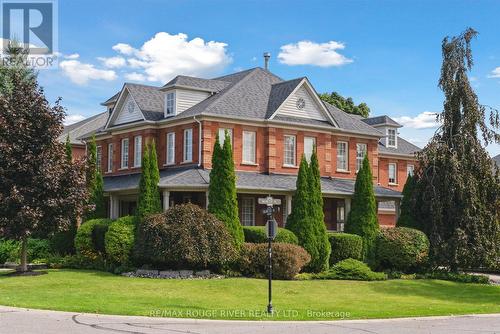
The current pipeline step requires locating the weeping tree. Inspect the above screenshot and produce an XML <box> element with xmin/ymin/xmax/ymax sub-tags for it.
<box><xmin>415</xmin><ymin>28</ymin><xmax>500</xmax><ymax>271</ymax></box>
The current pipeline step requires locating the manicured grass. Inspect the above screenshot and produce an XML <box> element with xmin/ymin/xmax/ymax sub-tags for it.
<box><xmin>0</xmin><ymin>269</ymin><xmax>499</xmax><ymax>320</ymax></box>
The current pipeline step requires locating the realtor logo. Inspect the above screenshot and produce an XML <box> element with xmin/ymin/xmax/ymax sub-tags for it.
<box><xmin>0</xmin><ymin>0</ymin><xmax>58</xmax><ymax>68</ymax></box>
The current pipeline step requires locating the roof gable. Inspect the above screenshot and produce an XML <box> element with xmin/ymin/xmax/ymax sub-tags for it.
<box><xmin>105</xmin><ymin>87</ymin><xmax>144</xmax><ymax>128</ymax></box>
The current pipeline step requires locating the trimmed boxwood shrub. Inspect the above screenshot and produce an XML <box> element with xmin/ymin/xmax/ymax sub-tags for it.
<box><xmin>243</xmin><ymin>226</ymin><xmax>299</xmax><ymax>245</ymax></box>
<box><xmin>134</xmin><ymin>204</ymin><xmax>237</xmax><ymax>270</ymax></box>
<box><xmin>239</xmin><ymin>242</ymin><xmax>311</xmax><ymax>280</ymax></box>
<box><xmin>328</xmin><ymin>233</ymin><xmax>363</xmax><ymax>265</ymax></box>
<box><xmin>49</xmin><ymin>226</ymin><xmax>76</xmax><ymax>255</ymax></box>
<box><xmin>315</xmin><ymin>258</ymin><xmax>387</xmax><ymax>281</ymax></box>
<box><xmin>75</xmin><ymin>218</ymin><xmax>112</xmax><ymax>260</ymax></box>
<box><xmin>375</xmin><ymin>227</ymin><xmax>430</xmax><ymax>272</ymax></box>
<box><xmin>105</xmin><ymin>216</ymin><xmax>136</xmax><ymax>265</ymax></box>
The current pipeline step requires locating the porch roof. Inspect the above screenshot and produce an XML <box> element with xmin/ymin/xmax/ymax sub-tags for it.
<box><xmin>104</xmin><ymin>167</ymin><xmax>402</xmax><ymax>199</ymax></box>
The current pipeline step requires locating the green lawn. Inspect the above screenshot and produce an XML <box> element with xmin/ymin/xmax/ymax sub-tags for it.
<box><xmin>0</xmin><ymin>269</ymin><xmax>499</xmax><ymax>320</ymax></box>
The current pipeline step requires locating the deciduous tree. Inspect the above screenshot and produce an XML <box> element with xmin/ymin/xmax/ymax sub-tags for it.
<box><xmin>319</xmin><ymin>92</ymin><xmax>370</xmax><ymax>117</ymax></box>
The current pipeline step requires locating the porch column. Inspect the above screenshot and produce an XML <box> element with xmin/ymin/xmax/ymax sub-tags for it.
<box><xmin>110</xmin><ymin>195</ymin><xmax>119</xmax><ymax>219</ymax></box>
<box><xmin>345</xmin><ymin>197</ymin><xmax>351</xmax><ymax>220</ymax></box>
<box><xmin>163</xmin><ymin>190</ymin><xmax>170</xmax><ymax>212</ymax></box>
<box><xmin>285</xmin><ymin>194</ymin><xmax>292</xmax><ymax>224</ymax></box>
<box><xmin>205</xmin><ymin>191</ymin><xmax>209</xmax><ymax>209</ymax></box>
<box><xmin>395</xmin><ymin>198</ymin><xmax>401</xmax><ymax>222</ymax></box>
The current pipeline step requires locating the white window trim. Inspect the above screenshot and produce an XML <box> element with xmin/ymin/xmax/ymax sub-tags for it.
<box><xmin>387</xmin><ymin>128</ymin><xmax>397</xmax><ymax>148</ymax></box>
<box><xmin>107</xmin><ymin>143</ymin><xmax>113</xmax><ymax>172</ymax></box>
<box><xmin>388</xmin><ymin>163</ymin><xmax>397</xmax><ymax>185</ymax></box>
<box><xmin>241</xmin><ymin>197</ymin><xmax>255</xmax><ymax>226</ymax></box>
<box><xmin>183</xmin><ymin>128</ymin><xmax>193</xmax><ymax>162</ymax></box>
<box><xmin>134</xmin><ymin>136</ymin><xmax>142</xmax><ymax>168</ymax></box>
<box><xmin>218</xmin><ymin>128</ymin><xmax>233</xmax><ymax>147</ymax></box>
<box><xmin>283</xmin><ymin>135</ymin><xmax>296</xmax><ymax>167</ymax></box>
<box><xmin>304</xmin><ymin>136</ymin><xmax>316</xmax><ymax>162</ymax></box>
<box><xmin>242</xmin><ymin>130</ymin><xmax>256</xmax><ymax>164</ymax></box>
<box><xmin>121</xmin><ymin>138</ymin><xmax>129</xmax><ymax>169</ymax></box>
<box><xmin>407</xmin><ymin>164</ymin><xmax>415</xmax><ymax>176</ymax></box>
<box><xmin>336</xmin><ymin>141</ymin><xmax>349</xmax><ymax>172</ymax></box>
<box><xmin>355</xmin><ymin>143</ymin><xmax>367</xmax><ymax>173</ymax></box>
<box><xmin>165</xmin><ymin>91</ymin><xmax>176</xmax><ymax>117</ymax></box>
<box><xmin>166</xmin><ymin>132</ymin><xmax>176</xmax><ymax>165</ymax></box>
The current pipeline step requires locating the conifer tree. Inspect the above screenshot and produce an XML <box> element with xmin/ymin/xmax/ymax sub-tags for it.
<box><xmin>148</xmin><ymin>141</ymin><xmax>162</xmax><ymax>213</ymax></box>
<box><xmin>345</xmin><ymin>155</ymin><xmax>378</xmax><ymax>261</ymax></box>
<box><xmin>85</xmin><ymin>135</ymin><xmax>105</xmax><ymax>220</ymax></box>
<box><xmin>65</xmin><ymin>134</ymin><xmax>72</xmax><ymax>162</ymax></box>
<box><xmin>137</xmin><ymin>142</ymin><xmax>152</xmax><ymax>219</ymax></box>
<box><xmin>396</xmin><ymin>174</ymin><xmax>419</xmax><ymax>229</ymax></box>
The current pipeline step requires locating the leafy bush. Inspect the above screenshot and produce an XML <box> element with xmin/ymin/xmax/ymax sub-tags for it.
<box><xmin>328</xmin><ymin>233</ymin><xmax>363</xmax><ymax>265</ymax></box>
<box><xmin>375</xmin><ymin>227</ymin><xmax>430</xmax><ymax>272</ymax></box>
<box><xmin>239</xmin><ymin>242</ymin><xmax>311</xmax><ymax>280</ymax></box>
<box><xmin>416</xmin><ymin>270</ymin><xmax>489</xmax><ymax>284</ymax></box>
<box><xmin>134</xmin><ymin>204</ymin><xmax>237</xmax><ymax>270</ymax></box>
<box><xmin>49</xmin><ymin>226</ymin><xmax>76</xmax><ymax>255</ymax></box>
<box><xmin>0</xmin><ymin>239</ymin><xmax>18</xmax><ymax>264</ymax></box>
<box><xmin>243</xmin><ymin>226</ymin><xmax>299</xmax><ymax>245</ymax></box>
<box><xmin>75</xmin><ymin>218</ymin><xmax>112</xmax><ymax>260</ymax></box>
<box><xmin>105</xmin><ymin>216</ymin><xmax>136</xmax><ymax>265</ymax></box>
<box><xmin>46</xmin><ymin>254</ymin><xmax>107</xmax><ymax>271</ymax></box>
<box><xmin>27</xmin><ymin>238</ymin><xmax>51</xmax><ymax>262</ymax></box>
<box><xmin>314</xmin><ymin>259</ymin><xmax>387</xmax><ymax>281</ymax></box>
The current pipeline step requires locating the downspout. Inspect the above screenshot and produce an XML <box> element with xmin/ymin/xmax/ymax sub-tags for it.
<box><xmin>193</xmin><ymin>116</ymin><xmax>202</xmax><ymax>167</ymax></box>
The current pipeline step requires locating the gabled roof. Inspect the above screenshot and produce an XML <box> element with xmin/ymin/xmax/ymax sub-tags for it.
<box><xmin>265</xmin><ymin>78</ymin><xmax>304</xmax><ymax>118</ymax></box>
<box><xmin>162</xmin><ymin>75</ymin><xmax>230</xmax><ymax>92</ymax></box>
<box><xmin>59</xmin><ymin>111</ymin><xmax>109</xmax><ymax>145</ymax></box>
<box><xmin>363</xmin><ymin>115</ymin><xmax>402</xmax><ymax>127</ymax></box>
<box><xmin>323</xmin><ymin>102</ymin><xmax>384</xmax><ymax>136</ymax></box>
<box><xmin>101</xmin><ymin>91</ymin><xmax>120</xmax><ymax>106</ymax></box>
<box><xmin>378</xmin><ymin>137</ymin><xmax>421</xmax><ymax>156</ymax></box>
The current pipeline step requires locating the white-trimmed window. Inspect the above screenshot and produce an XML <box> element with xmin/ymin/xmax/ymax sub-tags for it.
<box><xmin>388</xmin><ymin>163</ymin><xmax>397</xmax><ymax>184</ymax></box>
<box><xmin>96</xmin><ymin>146</ymin><xmax>102</xmax><ymax>172</ymax></box>
<box><xmin>407</xmin><ymin>164</ymin><xmax>415</xmax><ymax>176</ymax></box>
<box><xmin>121</xmin><ymin>138</ymin><xmax>129</xmax><ymax>168</ymax></box>
<box><xmin>134</xmin><ymin>136</ymin><xmax>142</xmax><ymax>167</ymax></box>
<box><xmin>304</xmin><ymin>136</ymin><xmax>316</xmax><ymax>162</ymax></box>
<box><xmin>337</xmin><ymin>141</ymin><xmax>348</xmax><ymax>171</ymax></box>
<box><xmin>387</xmin><ymin>128</ymin><xmax>397</xmax><ymax>148</ymax></box>
<box><xmin>241</xmin><ymin>197</ymin><xmax>255</xmax><ymax>226</ymax></box>
<box><xmin>107</xmin><ymin>143</ymin><xmax>113</xmax><ymax>172</ymax></box>
<box><xmin>356</xmin><ymin>143</ymin><xmax>367</xmax><ymax>172</ymax></box>
<box><xmin>284</xmin><ymin>135</ymin><xmax>296</xmax><ymax>166</ymax></box>
<box><xmin>166</xmin><ymin>132</ymin><xmax>175</xmax><ymax>165</ymax></box>
<box><xmin>242</xmin><ymin>131</ymin><xmax>256</xmax><ymax>164</ymax></box>
<box><xmin>218</xmin><ymin>128</ymin><xmax>233</xmax><ymax>147</ymax></box>
<box><xmin>165</xmin><ymin>92</ymin><xmax>176</xmax><ymax>116</ymax></box>
<box><xmin>183</xmin><ymin>128</ymin><xmax>193</xmax><ymax>162</ymax></box>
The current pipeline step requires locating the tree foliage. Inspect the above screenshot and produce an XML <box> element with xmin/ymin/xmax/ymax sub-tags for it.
<box><xmin>414</xmin><ymin>28</ymin><xmax>500</xmax><ymax>270</ymax></box>
<box><xmin>319</xmin><ymin>91</ymin><xmax>370</xmax><ymax>117</ymax></box>
<box><xmin>208</xmin><ymin>131</ymin><xmax>244</xmax><ymax>248</ymax></box>
<box><xmin>65</xmin><ymin>135</ymin><xmax>72</xmax><ymax>162</ymax></box>
<box><xmin>85</xmin><ymin>135</ymin><xmax>105</xmax><ymax>220</ymax></box>
<box><xmin>137</xmin><ymin>141</ymin><xmax>161</xmax><ymax>219</ymax></box>
<box><xmin>396</xmin><ymin>174</ymin><xmax>420</xmax><ymax>229</ymax></box>
<box><xmin>345</xmin><ymin>155</ymin><xmax>379</xmax><ymax>262</ymax></box>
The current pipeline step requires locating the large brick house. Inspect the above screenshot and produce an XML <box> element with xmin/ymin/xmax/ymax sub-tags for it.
<box><xmin>78</xmin><ymin>67</ymin><xmax>420</xmax><ymax>230</ymax></box>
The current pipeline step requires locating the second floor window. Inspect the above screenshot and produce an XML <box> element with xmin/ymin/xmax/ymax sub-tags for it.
<box><xmin>183</xmin><ymin>128</ymin><xmax>193</xmax><ymax>162</ymax></box>
<box><xmin>284</xmin><ymin>135</ymin><xmax>296</xmax><ymax>166</ymax></box>
<box><xmin>96</xmin><ymin>146</ymin><xmax>102</xmax><ymax>172</ymax></box>
<box><xmin>165</xmin><ymin>92</ymin><xmax>175</xmax><ymax>116</ymax></box>
<box><xmin>134</xmin><ymin>136</ymin><xmax>142</xmax><ymax>167</ymax></box>
<box><xmin>242</xmin><ymin>131</ymin><xmax>256</xmax><ymax>164</ymax></box>
<box><xmin>337</xmin><ymin>141</ymin><xmax>348</xmax><ymax>171</ymax></box>
<box><xmin>387</xmin><ymin>128</ymin><xmax>397</xmax><ymax>147</ymax></box>
<box><xmin>356</xmin><ymin>143</ymin><xmax>367</xmax><ymax>172</ymax></box>
<box><xmin>218</xmin><ymin>128</ymin><xmax>233</xmax><ymax>147</ymax></box>
<box><xmin>166</xmin><ymin>132</ymin><xmax>175</xmax><ymax>165</ymax></box>
<box><xmin>107</xmin><ymin>143</ymin><xmax>113</xmax><ymax>172</ymax></box>
<box><xmin>407</xmin><ymin>164</ymin><xmax>414</xmax><ymax>176</ymax></box>
<box><xmin>389</xmin><ymin>163</ymin><xmax>397</xmax><ymax>184</ymax></box>
<box><xmin>121</xmin><ymin>138</ymin><xmax>129</xmax><ymax>168</ymax></box>
<box><xmin>304</xmin><ymin>136</ymin><xmax>316</xmax><ymax>162</ymax></box>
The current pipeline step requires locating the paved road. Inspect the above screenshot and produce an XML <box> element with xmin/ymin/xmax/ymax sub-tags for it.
<box><xmin>1</xmin><ymin>306</ymin><xmax>499</xmax><ymax>334</ymax></box>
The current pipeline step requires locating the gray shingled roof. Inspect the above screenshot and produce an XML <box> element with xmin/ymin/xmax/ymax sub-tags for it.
<box><xmin>104</xmin><ymin>168</ymin><xmax>402</xmax><ymax>198</ymax></box>
<box><xmin>163</xmin><ymin>75</ymin><xmax>230</xmax><ymax>92</ymax></box>
<box><xmin>493</xmin><ymin>154</ymin><xmax>500</xmax><ymax>167</ymax></box>
<box><xmin>125</xmin><ymin>83</ymin><xmax>164</xmax><ymax>121</ymax></box>
<box><xmin>324</xmin><ymin>102</ymin><xmax>384</xmax><ymax>136</ymax></box>
<box><xmin>59</xmin><ymin>111</ymin><xmax>109</xmax><ymax>145</ymax></box>
<box><xmin>378</xmin><ymin>137</ymin><xmax>421</xmax><ymax>156</ymax></box>
<box><xmin>363</xmin><ymin>115</ymin><xmax>401</xmax><ymax>127</ymax></box>
<box><xmin>266</xmin><ymin>78</ymin><xmax>304</xmax><ymax>118</ymax></box>
<box><xmin>101</xmin><ymin>91</ymin><xmax>120</xmax><ymax>106</ymax></box>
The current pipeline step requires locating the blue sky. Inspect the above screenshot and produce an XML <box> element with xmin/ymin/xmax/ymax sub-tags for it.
<box><xmin>38</xmin><ymin>0</ymin><xmax>500</xmax><ymax>156</ymax></box>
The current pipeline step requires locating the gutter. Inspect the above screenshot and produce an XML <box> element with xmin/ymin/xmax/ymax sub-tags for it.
<box><xmin>193</xmin><ymin>116</ymin><xmax>202</xmax><ymax>167</ymax></box>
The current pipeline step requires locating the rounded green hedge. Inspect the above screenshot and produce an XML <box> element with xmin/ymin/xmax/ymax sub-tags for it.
<box><xmin>375</xmin><ymin>227</ymin><xmax>430</xmax><ymax>272</ymax></box>
<box><xmin>242</xmin><ymin>226</ymin><xmax>299</xmax><ymax>245</ymax></box>
<box><xmin>328</xmin><ymin>233</ymin><xmax>363</xmax><ymax>265</ymax></box>
<box><xmin>105</xmin><ymin>216</ymin><xmax>136</xmax><ymax>265</ymax></box>
<box><xmin>75</xmin><ymin>218</ymin><xmax>112</xmax><ymax>260</ymax></box>
<box><xmin>315</xmin><ymin>258</ymin><xmax>387</xmax><ymax>281</ymax></box>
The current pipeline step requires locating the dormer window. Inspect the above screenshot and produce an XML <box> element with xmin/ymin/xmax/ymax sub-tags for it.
<box><xmin>165</xmin><ymin>92</ymin><xmax>176</xmax><ymax>116</ymax></box>
<box><xmin>387</xmin><ymin>128</ymin><xmax>397</xmax><ymax>148</ymax></box>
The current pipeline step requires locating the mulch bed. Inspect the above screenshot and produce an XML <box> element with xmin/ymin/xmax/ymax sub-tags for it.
<box><xmin>4</xmin><ymin>270</ymin><xmax>48</xmax><ymax>277</ymax></box>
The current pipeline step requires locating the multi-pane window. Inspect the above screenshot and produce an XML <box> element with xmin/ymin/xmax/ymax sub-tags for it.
<box><xmin>337</xmin><ymin>141</ymin><xmax>348</xmax><ymax>171</ymax></box>
<box><xmin>134</xmin><ymin>136</ymin><xmax>142</xmax><ymax>167</ymax></box>
<box><xmin>356</xmin><ymin>143</ymin><xmax>367</xmax><ymax>172</ymax></box>
<box><xmin>107</xmin><ymin>143</ymin><xmax>113</xmax><ymax>172</ymax></box>
<box><xmin>165</xmin><ymin>92</ymin><xmax>175</xmax><ymax>116</ymax></box>
<box><xmin>241</xmin><ymin>198</ymin><xmax>255</xmax><ymax>226</ymax></box>
<box><xmin>218</xmin><ymin>128</ymin><xmax>233</xmax><ymax>147</ymax></box>
<box><xmin>284</xmin><ymin>135</ymin><xmax>296</xmax><ymax>166</ymax></box>
<box><xmin>183</xmin><ymin>128</ymin><xmax>193</xmax><ymax>162</ymax></box>
<box><xmin>407</xmin><ymin>164</ymin><xmax>414</xmax><ymax>176</ymax></box>
<box><xmin>96</xmin><ymin>146</ymin><xmax>102</xmax><ymax>172</ymax></box>
<box><xmin>304</xmin><ymin>136</ymin><xmax>316</xmax><ymax>162</ymax></box>
<box><xmin>242</xmin><ymin>131</ymin><xmax>256</xmax><ymax>164</ymax></box>
<box><xmin>388</xmin><ymin>163</ymin><xmax>397</xmax><ymax>184</ymax></box>
<box><xmin>387</xmin><ymin>128</ymin><xmax>397</xmax><ymax>147</ymax></box>
<box><xmin>121</xmin><ymin>138</ymin><xmax>129</xmax><ymax>168</ymax></box>
<box><xmin>166</xmin><ymin>132</ymin><xmax>175</xmax><ymax>165</ymax></box>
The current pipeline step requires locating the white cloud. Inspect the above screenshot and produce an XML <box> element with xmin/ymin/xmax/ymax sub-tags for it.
<box><xmin>112</xmin><ymin>32</ymin><xmax>231</xmax><ymax>82</ymax></box>
<box><xmin>59</xmin><ymin>60</ymin><xmax>117</xmax><ymax>85</ymax></box>
<box><xmin>393</xmin><ymin>111</ymin><xmax>441</xmax><ymax>129</ymax></box>
<box><xmin>488</xmin><ymin>67</ymin><xmax>500</xmax><ymax>78</ymax></box>
<box><xmin>98</xmin><ymin>56</ymin><xmax>126</xmax><ymax>68</ymax></box>
<box><xmin>124</xmin><ymin>72</ymin><xmax>146</xmax><ymax>81</ymax></box>
<box><xmin>63</xmin><ymin>114</ymin><xmax>86</xmax><ymax>125</ymax></box>
<box><xmin>278</xmin><ymin>40</ymin><xmax>353</xmax><ymax>67</ymax></box>
<box><xmin>65</xmin><ymin>53</ymin><xmax>80</xmax><ymax>59</ymax></box>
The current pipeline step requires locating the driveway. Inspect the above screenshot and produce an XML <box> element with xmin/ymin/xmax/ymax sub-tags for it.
<box><xmin>1</xmin><ymin>306</ymin><xmax>499</xmax><ymax>334</ymax></box>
